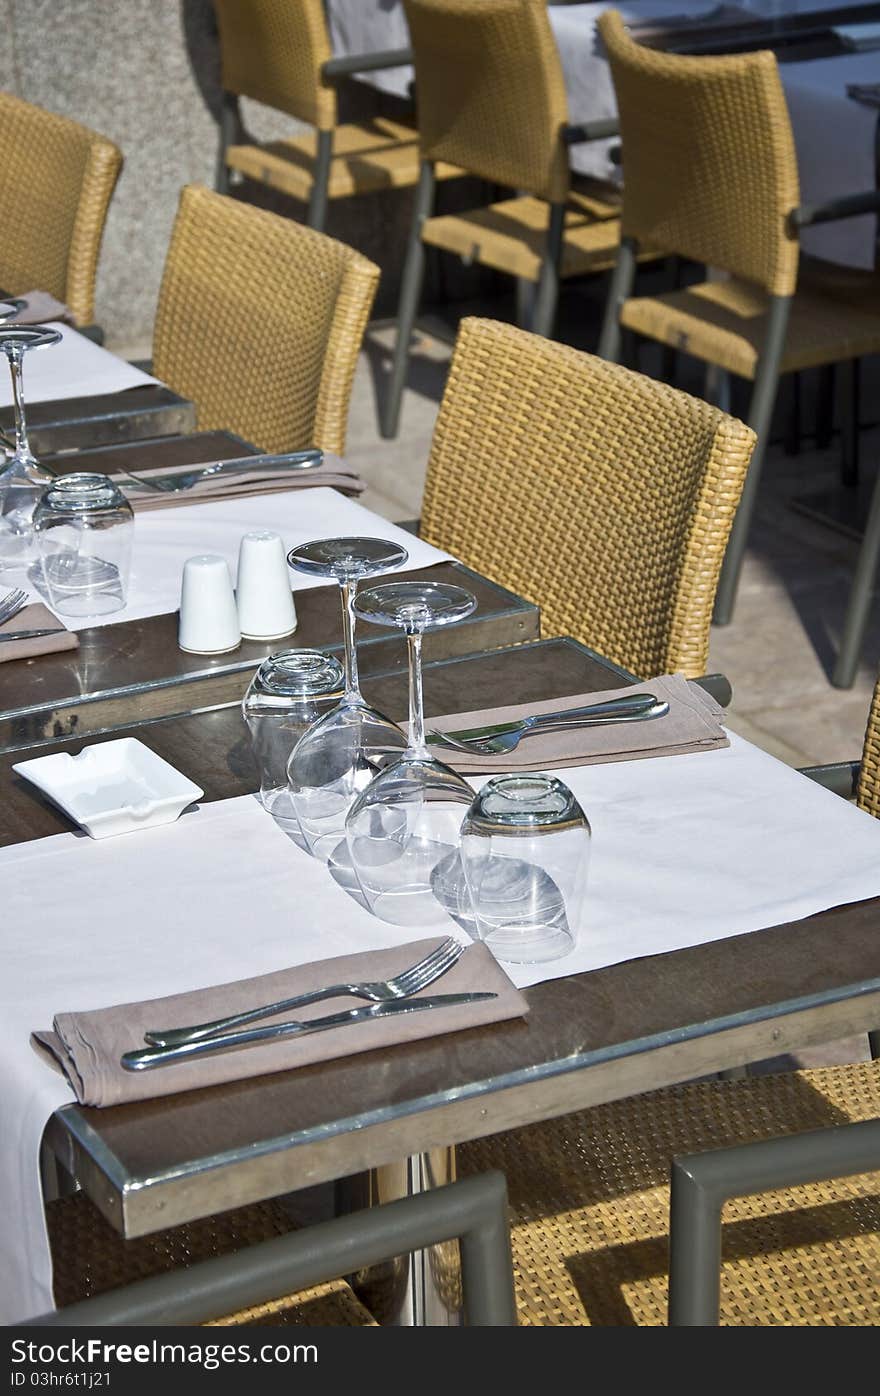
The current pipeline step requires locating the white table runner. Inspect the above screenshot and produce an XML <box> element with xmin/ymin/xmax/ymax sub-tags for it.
<box><xmin>21</xmin><ymin>488</ymin><xmax>451</xmax><ymax>628</ymax></box>
<box><xmin>0</xmin><ymin>324</ymin><xmax>159</xmax><ymax>407</ymax></box>
<box><xmin>327</xmin><ymin>0</ymin><xmax>879</xmax><ymax>269</ymax></box>
<box><xmin>4</xmin><ymin>730</ymin><xmax>880</xmax><ymax>1321</ymax></box>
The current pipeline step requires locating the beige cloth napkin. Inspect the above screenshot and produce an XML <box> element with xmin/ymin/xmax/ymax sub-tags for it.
<box><xmin>32</xmin><ymin>937</ymin><xmax>526</xmax><ymax>1107</ymax></box>
<box><xmin>426</xmin><ymin>675</ymin><xmax>728</xmax><ymax>773</ymax></box>
<box><xmin>0</xmin><ymin>601</ymin><xmax>78</xmax><ymax>664</ymax></box>
<box><xmin>114</xmin><ymin>452</ymin><xmax>364</xmax><ymax>511</ymax></box>
<box><xmin>7</xmin><ymin>291</ymin><xmax>74</xmax><ymax>325</ymax></box>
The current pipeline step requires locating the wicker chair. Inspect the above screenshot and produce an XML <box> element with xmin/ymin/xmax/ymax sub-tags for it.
<box><xmin>419</xmin><ymin>317</ymin><xmax>756</xmax><ymax>680</ymax></box>
<box><xmin>380</xmin><ymin>0</ymin><xmax>646</xmax><ymax>439</ymax></box>
<box><xmin>459</xmin><ymin>681</ymin><xmax>880</xmax><ymax>1325</ymax></box>
<box><xmin>213</xmin><ymin>0</ymin><xmax>461</xmax><ymax>231</ymax></box>
<box><xmin>596</xmin><ymin>10</ymin><xmax>880</xmax><ymax>629</ymax></box>
<box><xmin>0</xmin><ymin>92</ymin><xmax>121</xmax><ymax>327</ymax></box>
<box><xmin>152</xmin><ymin>184</ymin><xmax>379</xmax><ymax>455</ymax></box>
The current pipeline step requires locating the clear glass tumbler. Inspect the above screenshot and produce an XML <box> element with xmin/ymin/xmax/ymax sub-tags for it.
<box><xmin>33</xmin><ymin>473</ymin><xmax>134</xmax><ymax>616</ymax></box>
<box><xmin>345</xmin><ymin>580</ymin><xmax>478</xmax><ymax>927</ymax></box>
<box><xmin>0</xmin><ymin>324</ymin><xmax>62</xmax><ymax>572</ymax></box>
<box><xmin>243</xmin><ymin>649</ymin><xmax>344</xmax><ymax>832</ymax></box>
<box><xmin>460</xmin><ymin>773</ymin><xmax>591</xmax><ymax>963</ymax></box>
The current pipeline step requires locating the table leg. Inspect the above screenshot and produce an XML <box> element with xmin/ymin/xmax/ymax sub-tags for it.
<box><xmin>338</xmin><ymin>1147</ymin><xmax>462</xmax><ymax>1326</ymax></box>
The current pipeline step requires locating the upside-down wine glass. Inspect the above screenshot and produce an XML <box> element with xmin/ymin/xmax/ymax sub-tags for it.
<box><xmin>345</xmin><ymin>580</ymin><xmax>478</xmax><ymax>927</ymax></box>
<box><xmin>286</xmin><ymin>537</ymin><xmax>409</xmax><ymax>861</ymax></box>
<box><xmin>0</xmin><ymin>324</ymin><xmax>62</xmax><ymax>571</ymax></box>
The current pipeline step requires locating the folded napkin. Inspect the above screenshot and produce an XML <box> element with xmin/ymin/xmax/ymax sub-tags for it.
<box><xmin>427</xmin><ymin>674</ymin><xmax>728</xmax><ymax>773</ymax></box>
<box><xmin>115</xmin><ymin>452</ymin><xmax>364</xmax><ymax>511</ymax></box>
<box><xmin>0</xmin><ymin>601</ymin><xmax>78</xmax><ymax>664</ymax></box>
<box><xmin>6</xmin><ymin>290</ymin><xmax>75</xmax><ymax>325</ymax></box>
<box><xmin>32</xmin><ymin>937</ymin><xmax>526</xmax><ymax>1107</ymax></box>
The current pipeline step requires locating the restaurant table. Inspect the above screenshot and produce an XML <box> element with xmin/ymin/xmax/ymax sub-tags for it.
<box><xmin>13</xmin><ymin>636</ymin><xmax>880</xmax><ymax>1324</ymax></box>
<box><xmin>327</xmin><ymin>0</ymin><xmax>880</xmax><ymax>270</ymax></box>
<box><xmin>0</xmin><ymin>434</ymin><xmax>540</xmax><ymax>753</ymax></box>
<box><xmin>0</xmin><ymin>386</ymin><xmax>196</xmax><ymax>457</ymax></box>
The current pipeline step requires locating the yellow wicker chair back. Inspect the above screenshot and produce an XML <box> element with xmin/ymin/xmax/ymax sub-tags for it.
<box><xmin>856</xmin><ymin>680</ymin><xmax>880</xmax><ymax>817</ymax></box>
<box><xmin>599</xmin><ymin>10</ymin><xmax>800</xmax><ymax>296</ymax></box>
<box><xmin>421</xmin><ymin>318</ymin><xmax>756</xmax><ymax>679</ymax></box>
<box><xmin>0</xmin><ymin>92</ymin><xmax>121</xmax><ymax>326</ymax></box>
<box><xmin>403</xmin><ymin>0</ymin><xmax>570</xmax><ymax>202</ymax></box>
<box><xmin>153</xmin><ymin>185</ymin><xmax>379</xmax><ymax>455</ymax></box>
<box><xmin>213</xmin><ymin>0</ymin><xmax>335</xmax><ymax>130</ymax></box>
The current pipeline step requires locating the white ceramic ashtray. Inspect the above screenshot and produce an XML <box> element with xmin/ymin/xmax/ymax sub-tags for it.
<box><xmin>13</xmin><ymin>738</ymin><xmax>204</xmax><ymax>839</ymax></box>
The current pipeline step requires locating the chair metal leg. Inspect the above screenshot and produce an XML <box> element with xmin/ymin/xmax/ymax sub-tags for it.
<box><xmin>704</xmin><ymin>364</ymin><xmax>732</xmax><ymax>414</ymax></box>
<box><xmin>669</xmin><ymin>1116</ymin><xmax>880</xmax><ymax>1325</ymax></box>
<box><xmin>869</xmin><ymin>1029</ymin><xmax>880</xmax><ymax>1061</ymax></box>
<box><xmin>840</xmin><ymin>357</ymin><xmax>860</xmax><ymax>487</ymax></box>
<box><xmin>531</xmin><ymin>202</ymin><xmax>566</xmax><ymax>339</ymax></box>
<box><xmin>833</xmin><ymin>450</ymin><xmax>880</xmax><ymax>688</ymax></box>
<box><xmin>516</xmin><ymin>277</ymin><xmax>536</xmax><ymax>329</ymax></box>
<box><xmin>215</xmin><ymin>92</ymin><xmax>241</xmax><ymax>196</ymax></box>
<box><xmin>307</xmin><ymin>129</ymin><xmax>333</xmax><ymax>231</ymax></box>
<box><xmin>28</xmin><ymin>1173</ymin><xmax>516</xmax><ymax>1327</ymax></box>
<box><xmin>713</xmin><ymin>294</ymin><xmax>792</xmax><ymax>627</ymax></box>
<box><xmin>380</xmin><ymin>160</ymin><xmax>436</xmax><ymax>440</ymax></box>
<box><xmin>598</xmin><ymin>236</ymin><xmax>638</xmax><ymax>362</ymax></box>
<box><xmin>784</xmin><ymin>372</ymin><xmax>801</xmax><ymax>456</ymax></box>
<box><xmin>815</xmin><ymin>364</ymin><xmax>835</xmax><ymax>449</ymax></box>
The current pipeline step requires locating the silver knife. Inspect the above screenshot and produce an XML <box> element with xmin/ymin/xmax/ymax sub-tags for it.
<box><xmin>0</xmin><ymin>627</ymin><xmax>65</xmax><ymax>641</ymax></box>
<box><xmin>121</xmin><ymin>992</ymin><xmax>497</xmax><ymax>1072</ymax></box>
<box><xmin>123</xmin><ymin>450</ymin><xmax>323</xmax><ymax>491</ymax></box>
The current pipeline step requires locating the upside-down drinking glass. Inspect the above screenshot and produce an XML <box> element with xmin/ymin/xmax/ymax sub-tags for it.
<box><xmin>286</xmin><ymin>537</ymin><xmax>409</xmax><ymax>861</ymax></box>
<box><xmin>0</xmin><ymin>324</ymin><xmax>62</xmax><ymax>571</ymax></box>
<box><xmin>460</xmin><ymin>773</ymin><xmax>591</xmax><ymax>963</ymax></box>
<box><xmin>345</xmin><ymin>580</ymin><xmax>478</xmax><ymax>927</ymax></box>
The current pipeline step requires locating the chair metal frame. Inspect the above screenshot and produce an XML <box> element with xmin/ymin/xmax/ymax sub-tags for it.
<box><xmin>28</xmin><ymin>1173</ymin><xmax>517</xmax><ymax>1327</ymax></box>
<box><xmin>669</xmin><ymin>1115</ymin><xmax>880</xmax><ymax>1325</ymax></box>
<box><xmin>597</xmin><ymin>12</ymin><xmax>880</xmax><ymax>630</ymax></box>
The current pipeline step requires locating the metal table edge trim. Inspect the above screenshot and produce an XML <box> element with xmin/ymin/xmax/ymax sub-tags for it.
<box><xmin>52</xmin><ymin>970</ymin><xmax>880</xmax><ymax>1200</ymax></box>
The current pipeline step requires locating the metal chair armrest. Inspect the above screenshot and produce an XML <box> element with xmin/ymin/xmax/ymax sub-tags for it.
<box><xmin>25</xmin><ymin>1173</ymin><xmax>516</xmax><ymax>1327</ymax></box>
<box><xmin>798</xmin><ymin>760</ymin><xmax>860</xmax><ymax>800</ymax></box>
<box><xmin>322</xmin><ymin>47</ymin><xmax>414</xmax><ymax>80</ymax></box>
<box><xmin>669</xmin><ymin>1116</ymin><xmax>880</xmax><ymax>1324</ymax></box>
<box><xmin>563</xmin><ymin>118</ymin><xmax>621</xmax><ymax>146</ymax></box>
<box><xmin>789</xmin><ymin>189</ymin><xmax>880</xmax><ymax>233</ymax></box>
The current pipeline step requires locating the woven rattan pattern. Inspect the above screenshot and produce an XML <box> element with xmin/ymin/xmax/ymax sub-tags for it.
<box><xmin>600</xmin><ymin>10</ymin><xmax>800</xmax><ymax>297</ymax></box>
<box><xmin>0</xmin><ymin>92</ymin><xmax>121</xmax><ymax>326</ymax></box>
<box><xmin>48</xmin><ymin>1192</ymin><xmax>375</xmax><ymax>1326</ymax></box>
<box><xmin>856</xmin><ymin>678</ymin><xmax>880</xmax><ymax>817</ymax></box>
<box><xmin>404</xmin><ymin>0</ymin><xmax>570</xmax><ymax>202</ymax></box>
<box><xmin>152</xmin><ymin>185</ymin><xmax>379</xmax><ymax>455</ymax></box>
<box><xmin>460</xmin><ymin>1063</ymin><xmax>880</xmax><ymax>1325</ymax></box>
<box><xmin>213</xmin><ymin>0</ymin><xmax>335</xmax><ymax>130</ymax></box>
<box><xmin>620</xmin><ymin>277</ymin><xmax>880</xmax><ymax>378</ymax></box>
<box><xmin>420</xmin><ymin>317</ymin><xmax>756</xmax><ymax>679</ymax></box>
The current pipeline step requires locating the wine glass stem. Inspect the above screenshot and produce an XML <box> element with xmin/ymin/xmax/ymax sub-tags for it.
<box><xmin>9</xmin><ymin>350</ymin><xmax>30</xmax><ymax>462</ymax></box>
<box><xmin>407</xmin><ymin>629</ymin><xmax>428</xmax><ymax>757</ymax></box>
<box><xmin>340</xmin><ymin>579</ymin><xmax>361</xmax><ymax>701</ymax></box>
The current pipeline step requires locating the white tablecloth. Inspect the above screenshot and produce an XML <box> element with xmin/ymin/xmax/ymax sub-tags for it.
<box><xmin>0</xmin><ymin>324</ymin><xmax>159</xmax><ymax>407</ymax></box>
<box><xmin>327</xmin><ymin>0</ymin><xmax>879</xmax><ymax>269</ymax></box>
<box><xmin>22</xmin><ymin>487</ymin><xmax>451</xmax><ymax>628</ymax></box>
<box><xmin>5</xmin><ymin>730</ymin><xmax>880</xmax><ymax>1320</ymax></box>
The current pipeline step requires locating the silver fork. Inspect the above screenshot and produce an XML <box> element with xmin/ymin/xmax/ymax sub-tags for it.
<box><xmin>143</xmin><ymin>936</ymin><xmax>465</xmax><ymax>1048</ymax></box>
<box><xmin>120</xmin><ymin>450</ymin><xmax>323</xmax><ymax>495</ymax></box>
<box><xmin>0</xmin><ymin>588</ymin><xmax>28</xmax><ymax>626</ymax></box>
<box><xmin>429</xmin><ymin>694</ymin><xmax>669</xmax><ymax>757</ymax></box>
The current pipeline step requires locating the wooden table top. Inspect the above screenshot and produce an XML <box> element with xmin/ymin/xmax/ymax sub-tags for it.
<box><xmin>24</xmin><ymin>637</ymin><xmax>880</xmax><ymax>1239</ymax></box>
<box><xmin>0</xmin><ymin>434</ymin><xmax>540</xmax><ymax>751</ymax></box>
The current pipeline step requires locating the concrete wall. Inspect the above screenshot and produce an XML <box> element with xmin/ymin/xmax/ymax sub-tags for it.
<box><xmin>0</xmin><ymin>1</ymin><xmax>484</xmax><ymax>355</ymax></box>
